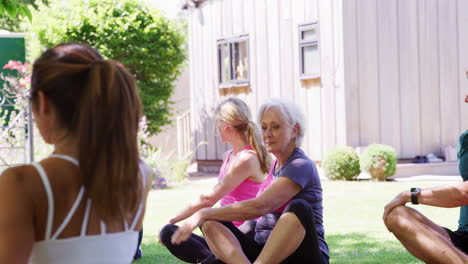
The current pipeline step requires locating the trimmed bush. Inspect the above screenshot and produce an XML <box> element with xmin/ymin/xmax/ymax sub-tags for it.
<box><xmin>27</xmin><ymin>0</ymin><xmax>186</xmax><ymax>135</ymax></box>
<box><xmin>322</xmin><ymin>146</ymin><xmax>361</xmax><ymax>180</ymax></box>
<box><xmin>360</xmin><ymin>144</ymin><xmax>397</xmax><ymax>180</ymax></box>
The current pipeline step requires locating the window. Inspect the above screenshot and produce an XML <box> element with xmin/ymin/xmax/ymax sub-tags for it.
<box><xmin>299</xmin><ymin>23</ymin><xmax>320</xmax><ymax>79</ymax></box>
<box><xmin>217</xmin><ymin>35</ymin><xmax>249</xmax><ymax>87</ymax></box>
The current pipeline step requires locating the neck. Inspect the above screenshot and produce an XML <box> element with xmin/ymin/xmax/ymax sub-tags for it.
<box><xmin>229</xmin><ymin>134</ymin><xmax>248</xmax><ymax>155</ymax></box>
<box><xmin>53</xmin><ymin>134</ymin><xmax>79</xmax><ymax>158</ymax></box>
<box><xmin>274</xmin><ymin>142</ymin><xmax>297</xmax><ymax>169</ymax></box>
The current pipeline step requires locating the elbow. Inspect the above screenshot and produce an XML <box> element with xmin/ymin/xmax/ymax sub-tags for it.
<box><xmin>460</xmin><ymin>189</ymin><xmax>468</xmax><ymax>206</ymax></box>
<box><xmin>199</xmin><ymin>194</ymin><xmax>217</xmax><ymax>207</ymax></box>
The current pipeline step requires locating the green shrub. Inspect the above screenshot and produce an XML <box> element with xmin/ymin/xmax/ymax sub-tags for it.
<box><xmin>360</xmin><ymin>144</ymin><xmax>397</xmax><ymax>179</ymax></box>
<box><xmin>322</xmin><ymin>146</ymin><xmax>361</xmax><ymax>180</ymax></box>
<box><xmin>27</xmin><ymin>0</ymin><xmax>186</xmax><ymax>135</ymax></box>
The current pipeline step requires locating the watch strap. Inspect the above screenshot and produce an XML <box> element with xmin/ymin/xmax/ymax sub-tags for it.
<box><xmin>410</xmin><ymin>187</ymin><xmax>421</xmax><ymax>205</ymax></box>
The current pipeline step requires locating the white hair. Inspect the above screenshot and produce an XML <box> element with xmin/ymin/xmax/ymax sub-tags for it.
<box><xmin>258</xmin><ymin>98</ymin><xmax>306</xmax><ymax>147</ymax></box>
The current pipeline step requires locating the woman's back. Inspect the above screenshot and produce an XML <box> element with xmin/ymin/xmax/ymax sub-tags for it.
<box><xmin>0</xmin><ymin>43</ymin><xmax>149</xmax><ymax>264</ymax></box>
<box><xmin>21</xmin><ymin>155</ymin><xmax>150</xmax><ymax>263</ymax></box>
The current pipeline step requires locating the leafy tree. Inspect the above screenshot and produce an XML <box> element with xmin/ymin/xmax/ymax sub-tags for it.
<box><xmin>28</xmin><ymin>0</ymin><xmax>186</xmax><ymax>134</ymax></box>
<box><xmin>0</xmin><ymin>1</ymin><xmax>49</xmax><ymax>32</ymax></box>
<box><xmin>0</xmin><ymin>0</ymin><xmax>31</xmax><ymax>22</ymax></box>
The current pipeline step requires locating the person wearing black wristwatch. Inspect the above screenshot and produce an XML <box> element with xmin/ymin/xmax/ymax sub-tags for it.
<box><xmin>382</xmin><ymin>73</ymin><xmax>468</xmax><ymax>264</ymax></box>
<box><xmin>383</xmin><ymin>183</ymin><xmax>468</xmax><ymax>264</ymax></box>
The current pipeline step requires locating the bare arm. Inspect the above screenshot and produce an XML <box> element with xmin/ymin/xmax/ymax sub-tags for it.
<box><xmin>171</xmin><ymin>177</ymin><xmax>301</xmax><ymax>244</ymax></box>
<box><xmin>0</xmin><ymin>167</ymin><xmax>35</xmax><ymax>263</ymax></box>
<box><xmin>200</xmin><ymin>177</ymin><xmax>301</xmax><ymax>222</ymax></box>
<box><xmin>169</xmin><ymin>152</ymin><xmax>261</xmax><ymax>224</ymax></box>
<box><xmin>419</xmin><ymin>182</ymin><xmax>468</xmax><ymax>207</ymax></box>
<box><xmin>383</xmin><ymin>182</ymin><xmax>468</xmax><ymax>224</ymax></box>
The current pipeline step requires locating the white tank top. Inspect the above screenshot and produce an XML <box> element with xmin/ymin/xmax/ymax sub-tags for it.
<box><xmin>29</xmin><ymin>154</ymin><xmax>146</xmax><ymax>264</ymax></box>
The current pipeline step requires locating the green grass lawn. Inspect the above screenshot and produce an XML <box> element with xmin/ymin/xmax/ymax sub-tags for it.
<box><xmin>135</xmin><ymin>177</ymin><xmax>460</xmax><ymax>264</ymax></box>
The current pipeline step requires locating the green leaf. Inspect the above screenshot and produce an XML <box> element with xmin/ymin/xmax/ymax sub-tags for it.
<box><xmin>3</xmin><ymin>0</ymin><xmax>17</xmax><ymax>18</ymax></box>
<box><xmin>20</xmin><ymin>5</ymin><xmax>32</xmax><ymax>21</ymax></box>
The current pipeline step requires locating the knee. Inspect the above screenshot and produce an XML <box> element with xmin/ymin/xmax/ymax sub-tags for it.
<box><xmin>279</xmin><ymin>212</ymin><xmax>302</xmax><ymax>227</ymax></box>
<box><xmin>283</xmin><ymin>199</ymin><xmax>311</xmax><ymax>226</ymax></box>
<box><xmin>385</xmin><ymin>206</ymin><xmax>412</xmax><ymax>232</ymax></box>
<box><xmin>201</xmin><ymin>220</ymin><xmax>222</xmax><ymax>236</ymax></box>
<box><xmin>159</xmin><ymin>224</ymin><xmax>178</xmax><ymax>245</ymax></box>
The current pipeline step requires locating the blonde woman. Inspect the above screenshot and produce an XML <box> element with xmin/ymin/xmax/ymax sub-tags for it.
<box><xmin>159</xmin><ymin>97</ymin><xmax>270</xmax><ymax>263</ymax></box>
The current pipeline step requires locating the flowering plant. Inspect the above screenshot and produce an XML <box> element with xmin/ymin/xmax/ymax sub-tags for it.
<box><xmin>151</xmin><ymin>168</ymin><xmax>168</xmax><ymax>189</ymax></box>
<box><xmin>0</xmin><ymin>60</ymin><xmax>32</xmax><ymax>167</ymax></box>
<box><xmin>1</xmin><ymin>60</ymin><xmax>31</xmax><ymax>106</ymax></box>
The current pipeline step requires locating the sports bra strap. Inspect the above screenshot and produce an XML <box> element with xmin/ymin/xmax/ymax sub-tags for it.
<box><xmin>33</xmin><ymin>156</ymin><xmax>147</xmax><ymax>239</ymax></box>
<box><xmin>100</xmin><ymin>221</ymin><xmax>107</xmax><ymax>235</ymax></box>
<box><xmin>130</xmin><ymin>162</ymin><xmax>148</xmax><ymax>230</ymax></box>
<box><xmin>130</xmin><ymin>204</ymin><xmax>143</xmax><ymax>230</ymax></box>
<box><xmin>50</xmin><ymin>154</ymin><xmax>79</xmax><ymax>166</ymax></box>
<box><xmin>80</xmin><ymin>199</ymin><xmax>92</xmax><ymax>236</ymax></box>
<box><xmin>51</xmin><ymin>187</ymin><xmax>85</xmax><ymax>239</ymax></box>
<box><xmin>31</xmin><ymin>163</ymin><xmax>54</xmax><ymax>240</ymax></box>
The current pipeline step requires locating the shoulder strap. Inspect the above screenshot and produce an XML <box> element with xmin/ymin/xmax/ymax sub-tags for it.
<box><xmin>100</xmin><ymin>221</ymin><xmax>107</xmax><ymax>235</ymax></box>
<box><xmin>51</xmin><ymin>187</ymin><xmax>85</xmax><ymax>239</ymax></box>
<box><xmin>80</xmin><ymin>199</ymin><xmax>92</xmax><ymax>236</ymax></box>
<box><xmin>130</xmin><ymin>162</ymin><xmax>147</xmax><ymax>230</ymax></box>
<box><xmin>31</xmin><ymin>163</ymin><xmax>54</xmax><ymax>240</ymax></box>
<box><xmin>219</xmin><ymin>150</ymin><xmax>233</xmax><ymax>180</ymax></box>
<box><xmin>50</xmin><ymin>154</ymin><xmax>79</xmax><ymax>166</ymax></box>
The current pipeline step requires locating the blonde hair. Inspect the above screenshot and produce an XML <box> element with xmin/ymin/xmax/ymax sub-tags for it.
<box><xmin>215</xmin><ymin>97</ymin><xmax>270</xmax><ymax>173</ymax></box>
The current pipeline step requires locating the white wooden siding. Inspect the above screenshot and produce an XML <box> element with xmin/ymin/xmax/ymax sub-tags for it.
<box><xmin>188</xmin><ymin>0</ymin><xmax>343</xmax><ymax>161</ymax></box>
<box><xmin>459</xmin><ymin>0</ymin><xmax>468</xmax><ymax>132</ymax></box>
<box><xmin>342</xmin><ymin>0</ymin><xmax>361</xmax><ymax>147</ymax></box>
<box><xmin>189</xmin><ymin>0</ymin><xmax>466</xmax><ymax>161</ymax></box>
<box><xmin>305</xmin><ymin>0</ymin><xmax>323</xmax><ymax>159</ymax></box>
<box><xmin>398</xmin><ymin>0</ymin><xmax>421</xmax><ymax>158</ymax></box>
<box><xmin>343</xmin><ymin>0</ymin><xmax>466</xmax><ymax>158</ymax></box>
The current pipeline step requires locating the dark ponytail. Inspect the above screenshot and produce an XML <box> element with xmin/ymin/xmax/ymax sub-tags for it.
<box><xmin>79</xmin><ymin>60</ymin><xmax>142</xmax><ymax>221</ymax></box>
<box><xmin>31</xmin><ymin>43</ymin><xmax>142</xmax><ymax>222</ymax></box>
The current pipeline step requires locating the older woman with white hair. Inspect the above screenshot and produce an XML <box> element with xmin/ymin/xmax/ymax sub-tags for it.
<box><xmin>171</xmin><ymin>98</ymin><xmax>329</xmax><ymax>264</ymax></box>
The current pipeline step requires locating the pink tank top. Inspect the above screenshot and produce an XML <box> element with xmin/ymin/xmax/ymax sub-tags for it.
<box><xmin>218</xmin><ymin>146</ymin><xmax>263</xmax><ymax>227</ymax></box>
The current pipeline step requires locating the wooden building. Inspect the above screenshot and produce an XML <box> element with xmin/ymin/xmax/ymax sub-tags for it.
<box><xmin>185</xmin><ymin>0</ymin><xmax>468</xmax><ymax>166</ymax></box>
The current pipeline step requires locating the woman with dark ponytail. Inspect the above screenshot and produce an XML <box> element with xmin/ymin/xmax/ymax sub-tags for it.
<box><xmin>0</xmin><ymin>43</ymin><xmax>151</xmax><ymax>263</ymax></box>
<box><xmin>159</xmin><ymin>97</ymin><xmax>270</xmax><ymax>263</ymax></box>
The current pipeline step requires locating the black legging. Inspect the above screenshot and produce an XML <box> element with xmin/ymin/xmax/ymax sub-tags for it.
<box><xmin>159</xmin><ymin>224</ymin><xmax>219</xmax><ymax>263</ymax></box>
<box><xmin>281</xmin><ymin>199</ymin><xmax>328</xmax><ymax>264</ymax></box>
<box><xmin>160</xmin><ymin>199</ymin><xmax>328</xmax><ymax>264</ymax></box>
<box><xmin>159</xmin><ymin>220</ymin><xmax>257</xmax><ymax>263</ymax></box>
<box><xmin>133</xmin><ymin>229</ymin><xmax>143</xmax><ymax>260</ymax></box>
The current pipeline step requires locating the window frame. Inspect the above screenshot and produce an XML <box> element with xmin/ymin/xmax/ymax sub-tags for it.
<box><xmin>217</xmin><ymin>34</ymin><xmax>250</xmax><ymax>88</ymax></box>
<box><xmin>299</xmin><ymin>22</ymin><xmax>320</xmax><ymax>80</ymax></box>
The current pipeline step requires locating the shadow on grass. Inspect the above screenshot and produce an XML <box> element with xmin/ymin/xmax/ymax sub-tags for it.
<box><xmin>327</xmin><ymin>233</ymin><xmax>423</xmax><ymax>264</ymax></box>
<box><xmin>133</xmin><ymin>233</ymin><xmax>423</xmax><ymax>264</ymax></box>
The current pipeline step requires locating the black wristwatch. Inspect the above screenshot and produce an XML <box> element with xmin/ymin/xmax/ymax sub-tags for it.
<box><xmin>410</xmin><ymin>187</ymin><xmax>421</xmax><ymax>205</ymax></box>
